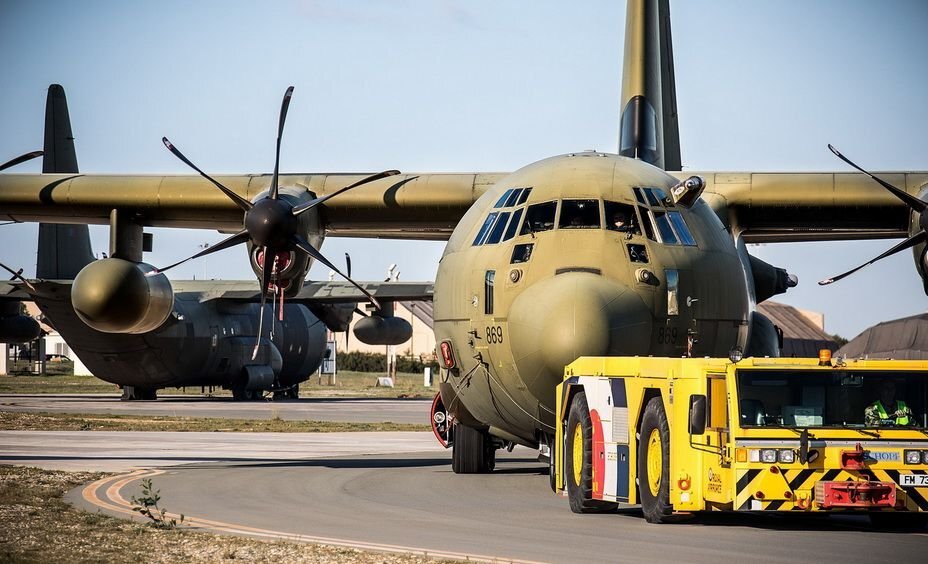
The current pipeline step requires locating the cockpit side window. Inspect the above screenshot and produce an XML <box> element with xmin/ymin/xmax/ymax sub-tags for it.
<box><xmin>472</xmin><ymin>212</ymin><xmax>499</xmax><ymax>246</ymax></box>
<box><xmin>604</xmin><ymin>201</ymin><xmax>641</xmax><ymax>235</ymax></box>
<box><xmin>517</xmin><ymin>187</ymin><xmax>533</xmax><ymax>205</ymax></box>
<box><xmin>486</xmin><ymin>211</ymin><xmax>511</xmax><ymax>244</ymax></box>
<box><xmin>520</xmin><ymin>201</ymin><xmax>557</xmax><ymax>235</ymax></box>
<box><xmin>494</xmin><ymin>190</ymin><xmax>513</xmax><ymax>208</ymax></box>
<box><xmin>635</xmin><ymin>186</ymin><xmax>698</xmax><ymax>247</ymax></box>
<box><xmin>558</xmin><ymin>199</ymin><xmax>600</xmax><ymax>229</ymax></box>
<box><xmin>638</xmin><ymin>205</ymin><xmax>656</xmax><ymax>241</ymax></box>
<box><xmin>503</xmin><ymin>207</ymin><xmax>524</xmax><ymax>241</ymax></box>
<box><xmin>653</xmin><ymin>211</ymin><xmax>679</xmax><ymax>245</ymax></box>
<box><xmin>504</xmin><ymin>188</ymin><xmax>523</xmax><ymax>208</ymax></box>
<box><xmin>668</xmin><ymin>211</ymin><xmax>697</xmax><ymax>246</ymax></box>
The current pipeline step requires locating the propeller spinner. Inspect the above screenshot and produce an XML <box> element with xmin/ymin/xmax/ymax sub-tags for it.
<box><xmin>818</xmin><ymin>144</ymin><xmax>928</xmax><ymax>286</ymax></box>
<box><xmin>151</xmin><ymin>86</ymin><xmax>399</xmax><ymax>357</ymax></box>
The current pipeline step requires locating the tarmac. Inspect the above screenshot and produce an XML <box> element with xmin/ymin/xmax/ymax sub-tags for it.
<box><xmin>2</xmin><ymin>394</ymin><xmax>925</xmax><ymax>563</ymax></box>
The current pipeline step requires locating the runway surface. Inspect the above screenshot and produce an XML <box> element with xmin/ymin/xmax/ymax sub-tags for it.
<box><xmin>2</xmin><ymin>398</ymin><xmax>924</xmax><ymax>563</ymax></box>
<box><xmin>0</xmin><ymin>394</ymin><xmax>431</xmax><ymax>424</ymax></box>
<box><xmin>67</xmin><ymin>446</ymin><xmax>926</xmax><ymax>564</ymax></box>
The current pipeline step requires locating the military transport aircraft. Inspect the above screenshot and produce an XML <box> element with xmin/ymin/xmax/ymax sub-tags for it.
<box><xmin>0</xmin><ymin>85</ymin><xmax>429</xmax><ymax>400</ymax></box>
<box><xmin>1</xmin><ymin>0</ymin><xmax>926</xmax><ymax>475</ymax></box>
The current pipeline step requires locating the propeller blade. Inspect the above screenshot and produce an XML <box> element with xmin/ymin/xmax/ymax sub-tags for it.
<box><xmin>292</xmin><ymin>170</ymin><xmax>401</xmax><ymax>217</ymax></box>
<box><xmin>0</xmin><ymin>150</ymin><xmax>43</xmax><ymax>172</ymax></box>
<box><xmin>291</xmin><ymin>235</ymin><xmax>381</xmax><ymax>309</ymax></box>
<box><xmin>345</xmin><ymin>252</ymin><xmax>352</xmax><ymax>278</ymax></box>
<box><xmin>162</xmin><ymin>137</ymin><xmax>254</xmax><ymax>212</ymax></box>
<box><xmin>148</xmin><ymin>230</ymin><xmax>249</xmax><ymax>275</ymax></box>
<box><xmin>252</xmin><ymin>246</ymin><xmax>275</xmax><ymax>360</ymax></box>
<box><xmin>819</xmin><ymin>230</ymin><xmax>928</xmax><ymax>286</ymax></box>
<box><xmin>270</xmin><ymin>86</ymin><xmax>294</xmax><ymax>201</ymax></box>
<box><xmin>828</xmin><ymin>144</ymin><xmax>927</xmax><ymax>213</ymax></box>
<box><xmin>0</xmin><ymin>262</ymin><xmax>36</xmax><ymax>292</ymax></box>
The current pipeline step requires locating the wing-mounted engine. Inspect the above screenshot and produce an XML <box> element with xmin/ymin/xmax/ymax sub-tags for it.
<box><xmin>0</xmin><ymin>301</ymin><xmax>42</xmax><ymax>343</ymax></box>
<box><xmin>245</xmin><ymin>187</ymin><xmax>324</xmax><ymax>298</ymax></box>
<box><xmin>749</xmin><ymin>254</ymin><xmax>798</xmax><ymax>304</ymax></box>
<box><xmin>353</xmin><ymin>301</ymin><xmax>413</xmax><ymax>346</ymax></box>
<box><xmin>71</xmin><ymin>258</ymin><xmax>173</xmax><ymax>334</ymax></box>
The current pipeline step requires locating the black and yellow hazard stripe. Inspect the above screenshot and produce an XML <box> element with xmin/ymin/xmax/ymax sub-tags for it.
<box><xmin>734</xmin><ymin>467</ymin><xmax>928</xmax><ymax>512</ymax></box>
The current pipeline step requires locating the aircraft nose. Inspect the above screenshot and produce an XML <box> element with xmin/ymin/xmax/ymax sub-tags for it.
<box><xmin>508</xmin><ymin>272</ymin><xmax>652</xmax><ymax>394</ymax></box>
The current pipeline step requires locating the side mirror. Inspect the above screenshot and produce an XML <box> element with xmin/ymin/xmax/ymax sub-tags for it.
<box><xmin>689</xmin><ymin>394</ymin><xmax>707</xmax><ymax>435</ymax></box>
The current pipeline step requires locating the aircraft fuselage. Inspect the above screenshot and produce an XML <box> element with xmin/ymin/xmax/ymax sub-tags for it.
<box><xmin>434</xmin><ymin>153</ymin><xmax>755</xmax><ymax>446</ymax></box>
<box><xmin>32</xmin><ymin>283</ymin><xmax>327</xmax><ymax>396</ymax></box>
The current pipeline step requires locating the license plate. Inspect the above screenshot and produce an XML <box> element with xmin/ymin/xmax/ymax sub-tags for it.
<box><xmin>898</xmin><ymin>474</ymin><xmax>928</xmax><ymax>487</ymax></box>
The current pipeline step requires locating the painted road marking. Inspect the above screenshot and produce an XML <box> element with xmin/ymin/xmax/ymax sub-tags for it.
<box><xmin>82</xmin><ymin>470</ymin><xmax>547</xmax><ymax>564</ymax></box>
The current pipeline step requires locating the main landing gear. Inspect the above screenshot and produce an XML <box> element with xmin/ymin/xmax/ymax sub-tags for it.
<box><xmin>451</xmin><ymin>422</ymin><xmax>496</xmax><ymax>474</ymax></box>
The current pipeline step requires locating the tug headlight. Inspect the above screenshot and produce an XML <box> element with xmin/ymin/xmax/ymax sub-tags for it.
<box><xmin>778</xmin><ymin>449</ymin><xmax>795</xmax><ymax>464</ymax></box>
<box><xmin>760</xmin><ymin>449</ymin><xmax>778</xmax><ymax>463</ymax></box>
<box><xmin>904</xmin><ymin>450</ymin><xmax>922</xmax><ymax>465</ymax></box>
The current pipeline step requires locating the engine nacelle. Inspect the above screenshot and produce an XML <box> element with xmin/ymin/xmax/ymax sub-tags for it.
<box><xmin>0</xmin><ymin>315</ymin><xmax>41</xmax><ymax>343</ymax></box>
<box><xmin>71</xmin><ymin>258</ymin><xmax>174</xmax><ymax>334</ymax></box>
<box><xmin>246</xmin><ymin>187</ymin><xmax>324</xmax><ymax>298</ymax></box>
<box><xmin>353</xmin><ymin>314</ymin><xmax>413</xmax><ymax>346</ymax></box>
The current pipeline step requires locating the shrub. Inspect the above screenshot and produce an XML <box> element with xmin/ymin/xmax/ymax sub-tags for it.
<box><xmin>337</xmin><ymin>351</ymin><xmax>439</xmax><ymax>374</ymax></box>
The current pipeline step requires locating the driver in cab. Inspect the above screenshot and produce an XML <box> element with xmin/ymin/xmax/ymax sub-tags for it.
<box><xmin>865</xmin><ymin>379</ymin><xmax>913</xmax><ymax>426</ymax></box>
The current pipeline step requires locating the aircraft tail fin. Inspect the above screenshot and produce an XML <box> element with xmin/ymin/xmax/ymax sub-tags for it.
<box><xmin>36</xmin><ymin>84</ymin><xmax>94</xmax><ymax>280</ymax></box>
<box><xmin>618</xmin><ymin>0</ymin><xmax>681</xmax><ymax>171</ymax></box>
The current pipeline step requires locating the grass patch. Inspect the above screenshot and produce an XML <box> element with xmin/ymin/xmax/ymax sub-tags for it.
<box><xmin>0</xmin><ymin>371</ymin><xmax>436</xmax><ymax>399</ymax></box>
<box><xmin>0</xmin><ymin>411</ymin><xmax>430</xmax><ymax>433</ymax></box>
<box><xmin>0</xmin><ymin>465</ymin><xmax>447</xmax><ymax>563</ymax></box>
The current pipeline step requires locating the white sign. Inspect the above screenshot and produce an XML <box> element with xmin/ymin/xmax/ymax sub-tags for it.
<box><xmin>898</xmin><ymin>474</ymin><xmax>928</xmax><ymax>487</ymax></box>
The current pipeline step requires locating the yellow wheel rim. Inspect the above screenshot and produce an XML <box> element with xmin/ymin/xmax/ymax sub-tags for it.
<box><xmin>646</xmin><ymin>428</ymin><xmax>663</xmax><ymax>497</ymax></box>
<box><xmin>571</xmin><ymin>423</ymin><xmax>584</xmax><ymax>486</ymax></box>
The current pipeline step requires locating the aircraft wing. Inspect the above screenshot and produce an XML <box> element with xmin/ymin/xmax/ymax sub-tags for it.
<box><xmin>172</xmin><ymin>279</ymin><xmax>433</xmax><ymax>303</ymax></box>
<box><xmin>0</xmin><ymin>278</ymin><xmax>432</xmax><ymax>304</ymax></box>
<box><xmin>3</xmin><ymin>169</ymin><xmax>927</xmax><ymax>243</ymax></box>
<box><xmin>0</xmin><ymin>172</ymin><xmax>504</xmax><ymax>240</ymax></box>
<box><xmin>0</xmin><ymin>281</ymin><xmax>30</xmax><ymax>300</ymax></box>
<box><xmin>673</xmin><ymin>171</ymin><xmax>928</xmax><ymax>243</ymax></box>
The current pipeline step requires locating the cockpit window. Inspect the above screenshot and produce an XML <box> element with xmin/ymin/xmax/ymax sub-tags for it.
<box><xmin>486</xmin><ymin>211</ymin><xmax>511</xmax><ymax>245</ymax></box>
<box><xmin>517</xmin><ymin>187</ymin><xmax>533</xmax><ymax>205</ymax></box>
<box><xmin>504</xmin><ymin>189</ymin><xmax>523</xmax><ymax>208</ymax></box>
<box><xmin>520</xmin><ymin>201</ymin><xmax>557</xmax><ymax>235</ymax></box>
<box><xmin>668</xmin><ymin>211</ymin><xmax>696</xmax><ymax>246</ymax></box>
<box><xmin>494</xmin><ymin>190</ymin><xmax>513</xmax><ymax>208</ymax></box>
<box><xmin>635</xmin><ymin>186</ymin><xmax>697</xmax><ymax>247</ymax></box>
<box><xmin>638</xmin><ymin>206</ymin><xmax>656</xmax><ymax>241</ymax></box>
<box><xmin>558</xmin><ymin>199</ymin><xmax>600</xmax><ymax>229</ymax></box>
<box><xmin>503</xmin><ymin>207</ymin><xmax>523</xmax><ymax>241</ymax></box>
<box><xmin>472</xmin><ymin>212</ymin><xmax>499</xmax><ymax>245</ymax></box>
<box><xmin>643</xmin><ymin>188</ymin><xmax>661</xmax><ymax>207</ymax></box>
<box><xmin>653</xmin><ymin>212</ymin><xmax>679</xmax><ymax>245</ymax></box>
<box><xmin>604</xmin><ymin>201</ymin><xmax>640</xmax><ymax>235</ymax></box>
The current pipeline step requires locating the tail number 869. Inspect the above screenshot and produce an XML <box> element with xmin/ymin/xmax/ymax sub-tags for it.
<box><xmin>486</xmin><ymin>326</ymin><xmax>504</xmax><ymax>344</ymax></box>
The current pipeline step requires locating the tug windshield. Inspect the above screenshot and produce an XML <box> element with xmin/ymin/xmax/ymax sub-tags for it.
<box><xmin>736</xmin><ymin>370</ymin><xmax>928</xmax><ymax>429</ymax></box>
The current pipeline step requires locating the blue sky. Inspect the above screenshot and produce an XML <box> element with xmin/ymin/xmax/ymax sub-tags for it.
<box><xmin>1</xmin><ymin>0</ymin><xmax>926</xmax><ymax>339</ymax></box>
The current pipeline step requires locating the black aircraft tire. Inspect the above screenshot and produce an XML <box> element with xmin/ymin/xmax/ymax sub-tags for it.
<box><xmin>565</xmin><ymin>392</ymin><xmax>618</xmax><ymax>513</ymax></box>
<box><xmin>639</xmin><ymin>396</ymin><xmax>673</xmax><ymax>523</ymax></box>
<box><xmin>451</xmin><ymin>423</ymin><xmax>494</xmax><ymax>474</ymax></box>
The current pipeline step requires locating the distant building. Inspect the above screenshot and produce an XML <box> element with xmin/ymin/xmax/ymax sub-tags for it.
<box><xmin>837</xmin><ymin>312</ymin><xmax>928</xmax><ymax>360</ymax></box>
<box><xmin>756</xmin><ymin>301</ymin><xmax>837</xmax><ymax>357</ymax></box>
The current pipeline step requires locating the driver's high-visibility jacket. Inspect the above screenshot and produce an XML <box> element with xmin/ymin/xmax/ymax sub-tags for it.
<box><xmin>865</xmin><ymin>400</ymin><xmax>912</xmax><ymax>426</ymax></box>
